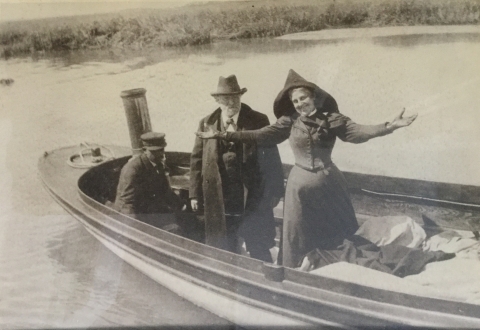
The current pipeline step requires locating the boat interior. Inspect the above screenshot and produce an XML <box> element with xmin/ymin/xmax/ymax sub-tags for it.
<box><xmin>77</xmin><ymin>151</ymin><xmax>480</xmax><ymax>305</ymax></box>
<box><xmin>79</xmin><ymin>152</ymin><xmax>192</xmax><ymax>207</ymax></box>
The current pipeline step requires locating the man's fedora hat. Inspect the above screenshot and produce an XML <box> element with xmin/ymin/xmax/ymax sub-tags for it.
<box><xmin>141</xmin><ymin>132</ymin><xmax>167</xmax><ymax>150</ymax></box>
<box><xmin>211</xmin><ymin>75</ymin><xmax>247</xmax><ymax>96</ymax></box>
<box><xmin>273</xmin><ymin>69</ymin><xmax>338</xmax><ymax>118</ymax></box>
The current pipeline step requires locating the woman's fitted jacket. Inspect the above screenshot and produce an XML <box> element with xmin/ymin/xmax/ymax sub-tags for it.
<box><xmin>225</xmin><ymin>111</ymin><xmax>393</xmax><ymax>169</ymax></box>
<box><xmin>225</xmin><ymin>110</ymin><xmax>393</xmax><ymax>267</ymax></box>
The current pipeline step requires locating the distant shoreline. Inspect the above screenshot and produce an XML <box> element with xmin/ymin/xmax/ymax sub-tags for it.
<box><xmin>1</xmin><ymin>0</ymin><xmax>479</xmax><ymax>60</ymax></box>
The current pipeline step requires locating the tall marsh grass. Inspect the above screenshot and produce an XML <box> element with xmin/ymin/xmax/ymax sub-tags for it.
<box><xmin>1</xmin><ymin>0</ymin><xmax>479</xmax><ymax>59</ymax></box>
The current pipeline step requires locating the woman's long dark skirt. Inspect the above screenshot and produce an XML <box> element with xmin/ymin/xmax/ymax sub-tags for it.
<box><xmin>282</xmin><ymin>164</ymin><xmax>359</xmax><ymax>268</ymax></box>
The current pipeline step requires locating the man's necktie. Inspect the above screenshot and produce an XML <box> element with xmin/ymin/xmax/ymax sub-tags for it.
<box><xmin>225</xmin><ymin>118</ymin><xmax>237</xmax><ymax>132</ymax></box>
<box><xmin>154</xmin><ymin>164</ymin><xmax>172</xmax><ymax>186</ymax></box>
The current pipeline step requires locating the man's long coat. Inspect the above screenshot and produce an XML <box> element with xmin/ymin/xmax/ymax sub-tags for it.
<box><xmin>189</xmin><ymin>103</ymin><xmax>284</xmax><ymax>249</ymax></box>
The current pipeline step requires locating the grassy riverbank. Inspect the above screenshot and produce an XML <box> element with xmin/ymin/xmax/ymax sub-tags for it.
<box><xmin>1</xmin><ymin>0</ymin><xmax>480</xmax><ymax>59</ymax></box>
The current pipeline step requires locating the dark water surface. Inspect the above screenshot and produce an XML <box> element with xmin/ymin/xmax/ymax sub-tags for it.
<box><xmin>1</xmin><ymin>33</ymin><xmax>479</xmax><ymax>328</ymax></box>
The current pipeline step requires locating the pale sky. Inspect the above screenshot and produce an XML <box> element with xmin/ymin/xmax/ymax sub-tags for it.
<box><xmin>0</xmin><ymin>0</ymin><xmax>231</xmax><ymax>22</ymax></box>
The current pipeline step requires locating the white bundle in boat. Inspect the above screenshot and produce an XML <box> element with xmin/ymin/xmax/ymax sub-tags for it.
<box><xmin>422</xmin><ymin>230</ymin><xmax>479</xmax><ymax>256</ymax></box>
<box><xmin>355</xmin><ymin>215</ymin><xmax>426</xmax><ymax>248</ymax></box>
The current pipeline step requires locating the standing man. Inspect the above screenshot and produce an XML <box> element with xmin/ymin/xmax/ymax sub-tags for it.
<box><xmin>115</xmin><ymin>132</ymin><xmax>185</xmax><ymax>227</ymax></box>
<box><xmin>190</xmin><ymin>75</ymin><xmax>284</xmax><ymax>262</ymax></box>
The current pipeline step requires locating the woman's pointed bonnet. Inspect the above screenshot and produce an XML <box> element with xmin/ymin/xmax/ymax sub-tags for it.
<box><xmin>273</xmin><ymin>69</ymin><xmax>338</xmax><ymax>118</ymax></box>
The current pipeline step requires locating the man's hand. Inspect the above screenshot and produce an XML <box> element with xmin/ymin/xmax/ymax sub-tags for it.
<box><xmin>191</xmin><ymin>198</ymin><xmax>199</xmax><ymax>211</ymax></box>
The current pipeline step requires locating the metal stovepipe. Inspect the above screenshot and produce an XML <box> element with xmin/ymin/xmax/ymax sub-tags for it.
<box><xmin>120</xmin><ymin>88</ymin><xmax>152</xmax><ymax>155</ymax></box>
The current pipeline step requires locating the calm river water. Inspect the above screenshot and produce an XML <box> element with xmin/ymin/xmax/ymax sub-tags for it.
<box><xmin>1</xmin><ymin>32</ymin><xmax>480</xmax><ymax>328</ymax></box>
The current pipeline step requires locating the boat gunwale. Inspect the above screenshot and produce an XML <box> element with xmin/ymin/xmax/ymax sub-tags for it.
<box><xmin>342</xmin><ymin>170</ymin><xmax>480</xmax><ymax>207</ymax></box>
<box><xmin>74</xmin><ymin>154</ymin><xmax>480</xmax><ymax>319</ymax></box>
<box><xmin>71</xmin><ymin>180</ymin><xmax>480</xmax><ymax>327</ymax></box>
<box><xmin>38</xmin><ymin>145</ymin><xmax>480</xmax><ymax>326</ymax></box>
<box><xmin>41</xmin><ymin>175</ymin><xmax>389</xmax><ymax>327</ymax></box>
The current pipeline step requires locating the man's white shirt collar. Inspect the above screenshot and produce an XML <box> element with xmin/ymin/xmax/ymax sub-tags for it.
<box><xmin>222</xmin><ymin>111</ymin><xmax>240</xmax><ymax>130</ymax></box>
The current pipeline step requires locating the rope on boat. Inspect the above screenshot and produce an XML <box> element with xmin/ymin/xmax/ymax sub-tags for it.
<box><xmin>67</xmin><ymin>142</ymin><xmax>116</xmax><ymax>169</ymax></box>
<box><xmin>361</xmin><ymin>188</ymin><xmax>480</xmax><ymax>209</ymax></box>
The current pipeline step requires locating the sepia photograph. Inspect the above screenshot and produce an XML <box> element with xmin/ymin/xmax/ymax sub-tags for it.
<box><xmin>1</xmin><ymin>0</ymin><xmax>480</xmax><ymax>328</ymax></box>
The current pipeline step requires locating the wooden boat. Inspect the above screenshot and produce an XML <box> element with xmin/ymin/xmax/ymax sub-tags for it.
<box><xmin>38</xmin><ymin>143</ymin><xmax>480</xmax><ymax>328</ymax></box>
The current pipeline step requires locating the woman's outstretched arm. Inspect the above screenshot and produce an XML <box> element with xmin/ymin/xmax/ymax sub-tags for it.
<box><xmin>331</xmin><ymin>109</ymin><xmax>417</xmax><ymax>144</ymax></box>
<box><xmin>196</xmin><ymin>115</ymin><xmax>294</xmax><ymax>146</ymax></box>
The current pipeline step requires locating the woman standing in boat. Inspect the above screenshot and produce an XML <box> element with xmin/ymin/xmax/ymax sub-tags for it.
<box><xmin>196</xmin><ymin>69</ymin><xmax>417</xmax><ymax>268</ymax></box>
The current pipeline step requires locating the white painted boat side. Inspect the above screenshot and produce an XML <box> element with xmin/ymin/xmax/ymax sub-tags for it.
<box><xmin>83</xmin><ymin>215</ymin><xmax>480</xmax><ymax>329</ymax></box>
<box><xmin>42</xmin><ymin>181</ymin><xmax>480</xmax><ymax>328</ymax></box>
<box><xmin>83</xmin><ymin>225</ymin><xmax>329</xmax><ymax>328</ymax></box>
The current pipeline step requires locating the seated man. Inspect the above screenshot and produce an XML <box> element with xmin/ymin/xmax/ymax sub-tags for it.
<box><xmin>114</xmin><ymin>132</ymin><xmax>185</xmax><ymax>227</ymax></box>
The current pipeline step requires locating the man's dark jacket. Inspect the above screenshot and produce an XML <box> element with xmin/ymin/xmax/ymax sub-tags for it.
<box><xmin>115</xmin><ymin>153</ymin><xmax>182</xmax><ymax>225</ymax></box>
<box><xmin>190</xmin><ymin>103</ymin><xmax>284</xmax><ymax>249</ymax></box>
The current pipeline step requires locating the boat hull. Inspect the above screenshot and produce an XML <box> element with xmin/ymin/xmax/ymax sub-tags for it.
<box><xmin>38</xmin><ymin>145</ymin><xmax>480</xmax><ymax>328</ymax></box>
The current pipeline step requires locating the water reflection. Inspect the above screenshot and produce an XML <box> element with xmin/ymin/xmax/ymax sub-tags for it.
<box><xmin>14</xmin><ymin>31</ymin><xmax>480</xmax><ymax>70</ymax></box>
<box><xmin>18</xmin><ymin>38</ymin><xmax>340</xmax><ymax>68</ymax></box>
<box><xmin>373</xmin><ymin>32</ymin><xmax>480</xmax><ymax>48</ymax></box>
